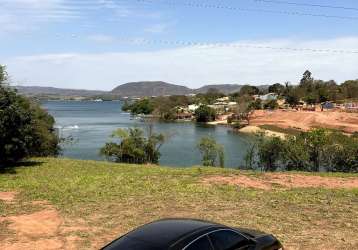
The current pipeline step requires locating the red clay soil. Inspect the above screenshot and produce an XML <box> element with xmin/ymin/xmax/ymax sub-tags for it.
<box><xmin>0</xmin><ymin>192</ymin><xmax>17</xmax><ymax>202</ymax></box>
<box><xmin>202</xmin><ymin>173</ymin><xmax>358</xmax><ymax>190</ymax></box>
<box><xmin>250</xmin><ymin>110</ymin><xmax>358</xmax><ymax>133</ymax></box>
<box><xmin>0</xmin><ymin>200</ymin><xmax>86</xmax><ymax>250</ymax></box>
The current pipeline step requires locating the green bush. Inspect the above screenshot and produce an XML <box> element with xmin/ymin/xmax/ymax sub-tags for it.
<box><xmin>0</xmin><ymin>75</ymin><xmax>60</xmax><ymax>165</ymax></box>
<box><xmin>101</xmin><ymin>127</ymin><xmax>166</xmax><ymax>164</ymax></box>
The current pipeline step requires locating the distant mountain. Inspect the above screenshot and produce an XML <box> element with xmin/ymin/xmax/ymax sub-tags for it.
<box><xmin>15</xmin><ymin>86</ymin><xmax>107</xmax><ymax>97</ymax></box>
<box><xmin>111</xmin><ymin>81</ymin><xmax>192</xmax><ymax>97</ymax></box>
<box><xmin>15</xmin><ymin>82</ymin><xmax>270</xmax><ymax>99</ymax></box>
<box><xmin>195</xmin><ymin>84</ymin><xmax>242</xmax><ymax>94</ymax></box>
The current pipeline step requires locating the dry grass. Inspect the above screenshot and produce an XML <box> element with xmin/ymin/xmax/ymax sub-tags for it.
<box><xmin>0</xmin><ymin>158</ymin><xmax>357</xmax><ymax>249</ymax></box>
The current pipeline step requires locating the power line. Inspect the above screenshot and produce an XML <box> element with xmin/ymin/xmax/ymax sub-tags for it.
<box><xmin>253</xmin><ymin>0</ymin><xmax>358</xmax><ymax>12</ymax></box>
<box><xmin>114</xmin><ymin>37</ymin><xmax>358</xmax><ymax>54</ymax></box>
<box><xmin>133</xmin><ymin>0</ymin><xmax>358</xmax><ymax>20</ymax></box>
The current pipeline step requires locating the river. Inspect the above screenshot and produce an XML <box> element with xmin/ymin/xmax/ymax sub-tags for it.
<box><xmin>42</xmin><ymin>101</ymin><xmax>254</xmax><ymax>168</ymax></box>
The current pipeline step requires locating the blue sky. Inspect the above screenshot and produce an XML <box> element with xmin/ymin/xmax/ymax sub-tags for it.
<box><xmin>1</xmin><ymin>0</ymin><xmax>358</xmax><ymax>90</ymax></box>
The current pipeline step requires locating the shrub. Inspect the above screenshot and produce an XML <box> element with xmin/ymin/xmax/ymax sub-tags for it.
<box><xmin>197</xmin><ymin>136</ymin><xmax>224</xmax><ymax>167</ymax></box>
<box><xmin>100</xmin><ymin>127</ymin><xmax>166</xmax><ymax>164</ymax></box>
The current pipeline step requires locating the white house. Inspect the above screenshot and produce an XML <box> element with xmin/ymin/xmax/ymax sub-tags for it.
<box><xmin>188</xmin><ymin>104</ymin><xmax>200</xmax><ymax>112</ymax></box>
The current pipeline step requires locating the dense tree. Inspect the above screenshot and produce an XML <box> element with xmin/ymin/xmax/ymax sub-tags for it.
<box><xmin>197</xmin><ymin>136</ymin><xmax>224</xmax><ymax>167</ymax></box>
<box><xmin>340</xmin><ymin>80</ymin><xmax>358</xmax><ymax>99</ymax></box>
<box><xmin>123</xmin><ymin>98</ymin><xmax>154</xmax><ymax>115</ymax></box>
<box><xmin>195</xmin><ymin>105</ymin><xmax>216</xmax><ymax>122</ymax></box>
<box><xmin>0</xmin><ymin>66</ymin><xmax>60</xmax><ymax>165</ymax></box>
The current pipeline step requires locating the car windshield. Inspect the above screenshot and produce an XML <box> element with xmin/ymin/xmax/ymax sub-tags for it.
<box><xmin>209</xmin><ymin>230</ymin><xmax>248</xmax><ymax>250</ymax></box>
<box><xmin>185</xmin><ymin>236</ymin><xmax>213</xmax><ymax>250</ymax></box>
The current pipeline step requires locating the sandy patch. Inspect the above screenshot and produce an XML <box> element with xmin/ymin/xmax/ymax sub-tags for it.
<box><xmin>0</xmin><ymin>192</ymin><xmax>17</xmax><ymax>202</ymax></box>
<box><xmin>202</xmin><ymin>174</ymin><xmax>358</xmax><ymax>190</ymax></box>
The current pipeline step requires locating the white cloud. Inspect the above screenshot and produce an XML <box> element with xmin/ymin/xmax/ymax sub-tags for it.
<box><xmin>145</xmin><ymin>23</ymin><xmax>170</xmax><ymax>34</ymax></box>
<box><xmin>96</xmin><ymin>0</ymin><xmax>132</xmax><ymax>17</ymax></box>
<box><xmin>0</xmin><ymin>0</ymin><xmax>86</xmax><ymax>36</ymax></box>
<box><xmin>87</xmin><ymin>34</ymin><xmax>116</xmax><ymax>43</ymax></box>
<box><xmin>5</xmin><ymin>37</ymin><xmax>358</xmax><ymax>90</ymax></box>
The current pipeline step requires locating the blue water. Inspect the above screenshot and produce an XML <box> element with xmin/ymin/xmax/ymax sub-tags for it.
<box><xmin>42</xmin><ymin>101</ymin><xmax>253</xmax><ymax>168</ymax></box>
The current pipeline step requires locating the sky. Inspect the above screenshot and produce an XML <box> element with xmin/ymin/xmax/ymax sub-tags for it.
<box><xmin>1</xmin><ymin>0</ymin><xmax>358</xmax><ymax>90</ymax></box>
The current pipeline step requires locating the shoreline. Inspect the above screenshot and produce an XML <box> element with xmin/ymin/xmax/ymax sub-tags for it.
<box><xmin>206</xmin><ymin>119</ymin><xmax>288</xmax><ymax>138</ymax></box>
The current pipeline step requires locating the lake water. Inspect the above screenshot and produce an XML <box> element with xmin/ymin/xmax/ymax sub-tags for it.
<box><xmin>42</xmin><ymin>101</ymin><xmax>254</xmax><ymax>168</ymax></box>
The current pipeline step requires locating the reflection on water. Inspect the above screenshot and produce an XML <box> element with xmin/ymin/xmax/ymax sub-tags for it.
<box><xmin>43</xmin><ymin>101</ymin><xmax>253</xmax><ymax>168</ymax></box>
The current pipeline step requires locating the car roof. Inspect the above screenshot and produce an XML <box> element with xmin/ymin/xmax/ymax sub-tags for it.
<box><xmin>109</xmin><ymin>219</ymin><xmax>220</xmax><ymax>249</ymax></box>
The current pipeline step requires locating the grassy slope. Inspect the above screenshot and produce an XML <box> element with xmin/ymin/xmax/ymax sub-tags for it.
<box><xmin>0</xmin><ymin>158</ymin><xmax>357</xmax><ymax>249</ymax></box>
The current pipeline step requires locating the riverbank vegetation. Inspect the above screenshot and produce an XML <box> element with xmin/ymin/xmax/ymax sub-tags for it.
<box><xmin>0</xmin><ymin>158</ymin><xmax>357</xmax><ymax>249</ymax></box>
<box><xmin>246</xmin><ymin>129</ymin><xmax>358</xmax><ymax>173</ymax></box>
